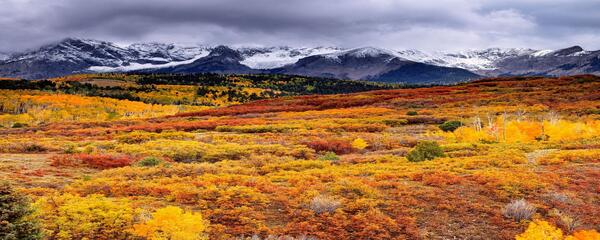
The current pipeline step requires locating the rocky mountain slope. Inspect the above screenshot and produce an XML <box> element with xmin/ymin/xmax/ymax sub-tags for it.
<box><xmin>0</xmin><ymin>52</ymin><xmax>9</xmax><ymax>62</ymax></box>
<box><xmin>1</xmin><ymin>38</ymin><xmax>598</xmax><ymax>84</ymax></box>
<box><xmin>270</xmin><ymin>47</ymin><xmax>479</xmax><ymax>84</ymax></box>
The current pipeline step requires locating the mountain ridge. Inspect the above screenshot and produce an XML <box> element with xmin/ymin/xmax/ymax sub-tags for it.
<box><xmin>1</xmin><ymin>38</ymin><xmax>599</xmax><ymax>83</ymax></box>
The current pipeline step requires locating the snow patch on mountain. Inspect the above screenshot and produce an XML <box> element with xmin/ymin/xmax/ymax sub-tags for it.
<box><xmin>239</xmin><ymin>46</ymin><xmax>341</xmax><ymax>69</ymax></box>
<box><xmin>4</xmin><ymin>37</ymin><xmax>598</xmax><ymax>80</ymax></box>
<box><xmin>323</xmin><ymin>47</ymin><xmax>398</xmax><ymax>60</ymax></box>
<box><xmin>89</xmin><ymin>51</ymin><xmax>210</xmax><ymax>72</ymax></box>
<box><xmin>0</xmin><ymin>52</ymin><xmax>8</xmax><ymax>61</ymax></box>
<box><xmin>128</xmin><ymin>42</ymin><xmax>210</xmax><ymax>62</ymax></box>
<box><xmin>532</xmin><ymin>50</ymin><xmax>553</xmax><ymax>57</ymax></box>
<box><xmin>397</xmin><ymin>48</ymin><xmax>537</xmax><ymax>72</ymax></box>
<box><xmin>9</xmin><ymin>38</ymin><xmax>134</xmax><ymax>67</ymax></box>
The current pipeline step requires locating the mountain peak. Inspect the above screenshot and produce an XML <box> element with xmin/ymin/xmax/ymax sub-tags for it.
<box><xmin>1</xmin><ymin>39</ymin><xmax>599</xmax><ymax>80</ymax></box>
<box><xmin>343</xmin><ymin>47</ymin><xmax>397</xmax><ymax>58</ymax></box>
<box><xmin>554</xmin><ymin>46</ymin><xmax>584</xmax><ymax>56</ymax></box>
<box><xmin>0</xmin><ymin>52</ymin><xmax>9</xmax><ymax>61</ymax></box>
<box><xmin>208</xmin><ymin>45</ymin><xmax>242</xmax><ymax>59</ymax></box>
<box><xmin>58</xmin><ymin>37</ymin><xmax>114</xmax><ymax>47</ymax></box>
<box><xmin>322</xmin><ymin>47</ymin><xmax>399</xmax><ymax>60</ymax></box>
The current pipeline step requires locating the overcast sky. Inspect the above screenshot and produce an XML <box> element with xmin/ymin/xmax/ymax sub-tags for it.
<box><xmin>1</xmin><ymin>0</ymin><xmax>600</xmax><ymax>52</ymax></box>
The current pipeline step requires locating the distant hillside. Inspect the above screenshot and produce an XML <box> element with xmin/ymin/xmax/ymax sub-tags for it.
<box><xmin>0</xmin><ymin>73</ymin><xmax>400</xmax><ymax>107</ymax></box>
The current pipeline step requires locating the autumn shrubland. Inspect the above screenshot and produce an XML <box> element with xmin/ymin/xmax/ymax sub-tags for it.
<box><xmin>0</xmin><ymin>74</ymin><xmax>599</xmax><ymax>239</ymax></box>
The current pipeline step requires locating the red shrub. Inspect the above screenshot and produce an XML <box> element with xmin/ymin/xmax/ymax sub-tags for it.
<box><xmin>306</xmin><ymin>139</ymin><xmax>354</xmax><ymax>155</ymax></box>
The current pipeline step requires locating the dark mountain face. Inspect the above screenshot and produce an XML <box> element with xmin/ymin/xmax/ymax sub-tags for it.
<box><xmin>270</xmin><ymin>47</ymin><xmax>480</xmax><ymax>84</ymax></box>
<box><xmin>553</xmin><ymin>46</ymin><xmax>584</xmax><ymax>56</ymax></box>
<box><xmin>487</xmin><ymin>46</ymin><xmax>600</xmax><ymax>76</ymax></box>
<box><xmin>271</xmin><ymin>48</ymin><xmax>404</xmax><ymax>80</ymax></box>
<box><xmin>374</xmin><ymin>62</ymin><xmax>480</xmax><ymax>84</ymax></box>
<box><xmin>1</xmin><ymin>38</ymin><xmax>599</xmax><ymax>84</ymax></box>
<box><xmin>151</xmin><ymin>46</ymin><xmax>256</xmax><ymax>74</ymax></box>
<box><xmin>0</xmin><ymin>38</ymin><xmax>136</xmax><ymax>79</ymax></box>
<box><xmin>0</xmin><ymin>38</ymin><xmax>212</xmax><ymax>79</ymax></box>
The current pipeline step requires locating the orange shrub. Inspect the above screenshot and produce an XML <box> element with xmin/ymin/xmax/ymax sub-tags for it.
<box><xmin>51</xmin><ymin>154</ymin><xmax>136</xmax><ymax>169</ymax></box>
<box><xmin>411</xmin><ymin>172</ymin><xmax>463</xmax><ymax>187</ymax></box>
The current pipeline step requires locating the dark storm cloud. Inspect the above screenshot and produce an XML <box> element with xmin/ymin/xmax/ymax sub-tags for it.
<box><xmin>1</xmin><ymin>0</ymin><xmax>599</xmax><ymax>52</ymax></box>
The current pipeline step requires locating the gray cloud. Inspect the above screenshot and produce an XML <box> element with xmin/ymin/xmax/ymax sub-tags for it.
<box><xmin>1</xmin><ymin>0</ymin><xmax>599</xmax><ymax>52</ymax></box>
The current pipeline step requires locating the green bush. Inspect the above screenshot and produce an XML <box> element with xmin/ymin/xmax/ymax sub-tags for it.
<box><xmin>382</xmin><ymin>119</ymin><xmax>408</xmax><ymax>127</ymax></box>
<box><xmin>215</xmin><ymin>124</ymin><xmax>299</xmax><ymax>133</ymax></box>
<box><xmin>407</xmin><ymin>141</ymin><xmax>445</xmax><ymax>162</ymax></box>
<box><xmin>11</xmin><ymin>122</ymin><xmax>28</xmax><ymax>128</ymax></box>
<box><xmin>0</xmin><ymin>182</ymin><xmax>42</xmax><ymax>240</ymax></box>
<box><xmin>406</xmin><ymin>111</ymin><xmax>418</xmax><ymax>116</ymax></box>
<box><xmin>137</xmin><ymin>157</ymin><xmax>163</xmax><ymax>167</ymax></box>
<box><xmin>23</xmin><ymin>143</ymin><xmax>47</xmax><ymax>153</ymax></box>
<box><xmin>319</xmin><ymin>151</ymin><xmax>340</xmax><ymax>161</ymax></box>
<box><xmin>63</xmin><ymin>144</ymin><xmax>78</xmax><ymax>154</ymax></box>
<box><xmin>439</xmin><ymin>120</ymin><xmax>463</xmax><ymax>132</ymax></box>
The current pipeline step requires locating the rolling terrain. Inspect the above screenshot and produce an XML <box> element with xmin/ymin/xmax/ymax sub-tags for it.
<box><xmin>1</xmin><ymin>75</ymin><xmax>599</xmax><ymax>239</ymax></box>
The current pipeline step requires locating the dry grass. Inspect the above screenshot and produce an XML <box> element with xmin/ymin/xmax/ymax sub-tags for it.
<box><xmin>0</xmin><ymin>154</ymin><xmax>96</xmax><ymax>189</ymax></box>
<box><xmin>309</xmin><ymin>195</ymin><xmax>341</xmax><ymax>214</ymax></box>
<box><xmin>503</xmin><ymin>199</ymin><xmax>536</xmax><ymax>222</ymax></box>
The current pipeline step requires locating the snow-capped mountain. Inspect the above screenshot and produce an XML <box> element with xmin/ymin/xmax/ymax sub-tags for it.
<box><xmin>0</xmin><ymin>38</ymin><xmax>135</xmax><ymax>79</ymax></box>
<box><xmin>90</xmin><ymin>43</ymin><xmax>211</xmax><ymax>73</ymax></box>
<box><xmin>488</xmin><ymin>46</ymin><xmax>600</xmax><ymax>76</ymax></box>
<box><xmin>238</xmin><ymin>46</ymin><xmax>341</xmax><ymax>69</ymax></box>
<box><xmin>11</xmin><ymin>38</ymin><xmax>133</xmax><ymax>66</ymax></box>
<box><xmin>397</xmin><ymin>48</ymin><xmax>537</xmax><ymax>72</ymax></box>
<box><xmin>271</xmin><ymin>47</ymin><xmax>480</xmax><ymax>84</ymax></box>
<box><xmin>153</xmin><ymin>45</ymin><xmax>257</xmax><ymax>74</ymax></box>
<box><xmin>0</xmin><ymin>38</ymin><xmax>213</xmax><ymax>78</ymax></box>
<box><xmin>395</xmin><ymin>46</ymin><xmax>600</xmax><ymax>76</ymax></box>
<box><xmin>0</xmin><ymin>38</ymin><xmax>599</xmax><ymax>83</ymax></box>
<box><xmin>0</xmin><ymin>52</ymin><xmax>9</xmax><ymax>62</ymax></box>
<box><xmin>127</xmin><ymin>42</ymin><xmax>210</xmax><ymax>63</ymax></box>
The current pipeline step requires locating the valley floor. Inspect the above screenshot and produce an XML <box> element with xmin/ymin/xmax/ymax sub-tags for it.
<box><xmin>1</xmin><ymin>75</ymin><xmax>599</xmax><ymax>239</ymax></box>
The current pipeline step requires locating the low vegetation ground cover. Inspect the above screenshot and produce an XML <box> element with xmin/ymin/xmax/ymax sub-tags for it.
<box><xmin>0</xmin><ymin>75</ymin><xmax>599</xmax><ymax>239</ymax></box>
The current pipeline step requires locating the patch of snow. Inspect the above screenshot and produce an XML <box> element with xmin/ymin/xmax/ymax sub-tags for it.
<box><xmin>316</xmin><ymin>47</ymin><xmax>400</xmax><ymax>64</ymax></box>
<box><xmin>240</xmin><ymin>46</ymin><xmax>341</xmax><ymax>69</ymax></box>
<box><xmin>0</xmin><ymin>52</ymin><xmax>8</xmax><ymax>61</ymax></box>
<box><xmin>12</xmin><ymin>38</ymin><xmax>133</xmax><ymax>66</ymax></box>
<box><xmin>128</xmin><ymin>42</ymin><xmax>210</xmax><ymax>61</ymax></box>
<box><xmin>571</xmin><ymin>51</ymin><xmax>589</xmax><ymax>57</ymax></box>
<box><xmin>325</xmin><ymin>47</ymin><xmax>398</xmax><ymax>59</ymax></box>
<box><xmin>532</xmin><ymin>49</ymin><xmax>553</xmax><ymax>57</ymax></box>
<box><xmin>396</xmin><ymin>48</ymin><xmax>538</xmax><ymax>72</ymax></box>
<box><xmin>88</xmin><ymin>51</ymin><xmax>210</xmax><ymax>72</ymax></box>
<box><xmin>145</xmin><ymin>57</ymin><xmax>170</xmax><ymax>62</ymax></box>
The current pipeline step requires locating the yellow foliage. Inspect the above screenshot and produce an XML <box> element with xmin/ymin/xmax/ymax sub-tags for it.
<box><xmin>438</xmin><ymin>120</ymin><xmax>600</xmax><ymax>143</ymax></box>
<box><xmin>131</xmin><ymin>206</ymin><xmax>208</xmax><ymax>240</ymax></box>
<box><xmin>33</xmin><ymin>194</ymin><xmax>137</xmax><ymax>240</ymax></box>
<box><xmin>544</xmin><ymin>120</ymin><xmax>600</xmax><ymax>141</ymax></box>
<box><xmin>516</xmin><ymin>220</ymin><xmax>600</xmax><ymax>240</ymax></box>
<box><xmin>538</xmin><ymin>149</ymin><xmax>600</xmax><ymax>165</ymax></box>
<box><xmin>505</xmin><ymin>121</ymin><xmax>543</xmax><ymax>143</ymax></box>
<box><xmin>0</xmin><ymin>90</ymin><xmax>205</xmax><ymax>126</ymax></box>
<box><xmin>456</xmin><ymin>126</ymin><xmax>494</xmax><ymax>143</ymax></box>
<box><xmin>516</xmin><ymin>220</ymin><xmax>564</xmax><ymax>240</ymax></box>
<box><xmin>565</xmin><ymin>230</ymin><xmax>600</xmax><ymax>240</ymax></box>
<box><xmin>352</xmin><ymin>138</ymin><xmax>368</xmax><ymax>150</ymax></box>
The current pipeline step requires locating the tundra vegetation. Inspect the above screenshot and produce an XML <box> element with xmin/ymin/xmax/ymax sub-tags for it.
<box><xmin>0</xmin><ymin>74</ymin><xmax>599</xmax><ymax>239</ymax></box>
